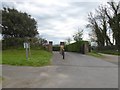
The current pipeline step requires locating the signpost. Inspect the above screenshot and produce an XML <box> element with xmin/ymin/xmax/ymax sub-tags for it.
<box><xmin>24</xmin><ymin>42</ymin><xmax>30</xmax><ymax>60</ymax></box>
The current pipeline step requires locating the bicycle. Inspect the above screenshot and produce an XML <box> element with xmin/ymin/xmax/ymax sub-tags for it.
<box><xmin>61</xmin><ymin>48</ymin><xmax>65</xmax><ymax>59</ymax></box>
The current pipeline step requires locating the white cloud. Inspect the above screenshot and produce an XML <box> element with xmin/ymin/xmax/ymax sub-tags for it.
<box><xmin>1</xmin><ymin>0</ymin><xmax>111</xmax><ymax>44</ymax></box>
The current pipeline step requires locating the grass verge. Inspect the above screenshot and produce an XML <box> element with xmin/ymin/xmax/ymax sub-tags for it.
<box><xmin>0</xmin><ymin>76</ymin><xmax>4</xmax><ymax>82</ymax></box>
<box><xmin>0</xmin><ymin>51</ymin><xmax>1</xmax><ymax>64</ymax></box>
<box><xmin>88</xmin><ymin>51</ymin><xmax>104</xmax><ymax>58</ymax></box>
<box><xmin>98</xmin><ymin>50</ymin><xmax>120</xmax><ymax>56</ymax></box>
<box><xmin>2</xmin><ymin>49</ymin><xmax>52</xmax><ymax>67</ymax></box>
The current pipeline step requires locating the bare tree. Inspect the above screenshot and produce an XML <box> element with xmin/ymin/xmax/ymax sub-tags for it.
<box><xmin>73</xmin><ymin>28</ymin><xmax>83</xmax><ymax>42</ymax></box>
<box><xmin>66</xmin><ymin>37</ymin><xmax>71</xmax><ymax>45</ymax></box>
<box><xmin>96</xmin><ymin>6</ymin><xmax>113</xmax><ymax>46</ymax></box>
<box><xmin>87</xmin><ymin>1</ymin><xmax>119</xmax><ymax>47</ymax></box>
<box><xmin>87</xmin><ymin>12</ymin><xmax>105</xmax><ymax>47</ymax></box>
<box><xmin>104</xmin><ymin>1</ymin><xmax>120</xmax><ymax>46</ymax></box>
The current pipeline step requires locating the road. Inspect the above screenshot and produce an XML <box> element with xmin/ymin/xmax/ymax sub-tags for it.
<box><xmin>99</xmin><ymin>53</ymin><xmax>118</xmax><ymax>65</ymax></box>
<box><xmin>2</xmin><ymin>52</ymin><xmax>118</xmax><ymax>88</ymax></box>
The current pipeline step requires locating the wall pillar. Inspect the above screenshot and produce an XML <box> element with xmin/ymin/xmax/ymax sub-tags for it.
<box><xmin>83</xmin><ymin>43</ymin><xmax>89</xmax><ymax>54</ymax></box>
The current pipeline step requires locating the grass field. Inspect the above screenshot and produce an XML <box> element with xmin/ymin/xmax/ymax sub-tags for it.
<box><xmin>2</xmin><ymin>49</ymin><xmax>52</xmax><ymax>67</ymax></box>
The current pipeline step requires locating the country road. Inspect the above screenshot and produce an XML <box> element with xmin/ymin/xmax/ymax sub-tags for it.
<box><xmin>2</xmin><ymin>52</ymin><xmax>118</xmax><ymax>88</ymax></box>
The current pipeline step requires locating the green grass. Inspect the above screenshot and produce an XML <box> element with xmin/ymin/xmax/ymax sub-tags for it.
<box><xmin>0</xmin><ymin>51</ymin><xmax>1</xmax><ymax>64</ymax></box>
<box><xmin>99</xmin><ymin>50</ymin><xmax>120</xmax><ymax>56</ymax></box>
<box><xmin>2</xmin><ymin>49</ymin><xmax>52</xmax><ymax>67</ymax></box>
<box><xmin>0</xmin><ymin>76</ymin><xmax>4</xmax><ymax>82</ymax></box>
<box><xmin>88</xmin><ymin>51</ymin><xmax>104</xmax><ymax>58</ymax></box>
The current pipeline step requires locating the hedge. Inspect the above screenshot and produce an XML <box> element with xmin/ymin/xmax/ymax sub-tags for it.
<box><xmin>66</xmin><ymin>41</ymin><xmax>89</xmax><ymax>53</ymax></box>
<box><xmin>2</xmin><ymin>38</ymin><xmax>25</xmax><ymax>50</ymax></box>
<box><xmin>96</xmin><ymin>45</ymin><xmax>118</xmax><ymax>51</ymax></box>
<box><xmin>2</xmin><ymin>37</ymin><xmax>45</xmax><ymax>50</ymax></box>
<box><xmin>53</xmin><ymin>46</ymin><xmax>60</xmax><ymax>51</ymax></box>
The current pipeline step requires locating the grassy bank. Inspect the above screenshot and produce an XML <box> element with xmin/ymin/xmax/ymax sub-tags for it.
<box><xmin>2</xmin><ymin>49</ymin><xmax>52</xmax><ymax>67</ymax></box>
<box><xmin>0</xmin><ymin>51</ymin><xmax>1</xmax><ymax>64</ymax></box>
<box><xmin>0</xmin><ymin>76</ymin><xmax>4</xmax><ymax>82</ymax></box>
<box><xmin>88</xmin><ymin>51</ymin><xmax>104</xmax><ymax>58</ymax></box>
<box><xmin>98</xmin><ymin>50</ymin><xmax>120</xmax><ymax>56</ymax></box>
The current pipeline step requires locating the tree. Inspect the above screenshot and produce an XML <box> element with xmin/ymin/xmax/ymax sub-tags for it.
<box><xmin>96</xmin><ymin>6</ymin><xmax>113</xmax><ymax>46</ymax></box>
<box><xmin>2</xmin><ymin>7</ymin><xmax>38</xmax><ymax>39</ymax></box>
<box><xmin>73</xmin><ymin>28</ymin><xmax>83</xmax><ymax>42</ymax></box>
<box><xmin>87</xmin><ymin>12</ymin><xmax>105</xmax><ymax>47</ymax></box>
<box><xmin>65</xmin><ymin>37</ymin><xmax>71</xmax><ymax>45</ymax></box>
<box><xmin>87</xmin><ymin>1</ymin><xmax>120</xmax><ymax>47</ymax></box>
<box><xmin>104</xmin><ymin>1</ymin><xmax>120</xmax><ymax>46</ymax></box>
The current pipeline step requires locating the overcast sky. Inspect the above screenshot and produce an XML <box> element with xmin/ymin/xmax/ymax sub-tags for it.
<box><xmin>1</xmin><ymin>0</ymin><xmax>111</xmax><ymax>44</ymax></box>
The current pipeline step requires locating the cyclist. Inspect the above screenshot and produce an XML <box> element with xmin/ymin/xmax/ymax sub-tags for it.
<box><xmin>60</xmin><ymin>45</ymin><xmax>65</xmax><ymax>59</ymax></box>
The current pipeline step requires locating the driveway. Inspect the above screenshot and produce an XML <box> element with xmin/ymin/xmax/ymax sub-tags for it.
<box><xmin>2</xmin><ymin>52</ymin><xmax>118</xmax><ymax>88</ymax></box>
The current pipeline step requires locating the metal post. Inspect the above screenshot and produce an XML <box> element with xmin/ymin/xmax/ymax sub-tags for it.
<box><xmin>28</xmin><ymin>43</ymin><xmax>31</xmax><ymax>58</ymax></box>
<box><xmin>26</xmin><ymin>46</ymin><xmax>28</xmax><ymax>60</ymax></box>
<box><xmin>24</xmin><ymin>37</ymin><xmax>30</xmax><ymax>60</ymax></box>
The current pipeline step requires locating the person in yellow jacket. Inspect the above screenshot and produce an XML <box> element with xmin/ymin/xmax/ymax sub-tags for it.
<box><xmin>60</xmin><ymin>45</ymin><xmax>65</xmax><ymax>59</ymax></box>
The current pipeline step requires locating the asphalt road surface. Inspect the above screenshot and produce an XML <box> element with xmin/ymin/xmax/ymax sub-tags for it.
<box><xmin>99</xmin><ymin>53</ymin><xmax>118</xmax><ymax>65</ymax></box>
<box><xmin>2</xmin><ymin>52</ymin><xmax>118</xmax><ymax>88</ymax></box>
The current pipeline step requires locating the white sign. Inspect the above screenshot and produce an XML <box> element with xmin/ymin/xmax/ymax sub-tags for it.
<box><xmin>24</xmin><ymin>43</ymin><xmax>29</xmax><ymax>48</ymax></box>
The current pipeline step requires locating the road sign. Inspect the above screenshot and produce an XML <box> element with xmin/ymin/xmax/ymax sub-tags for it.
<box><xmin>24</xmin><ymin>43</ymin><xmax>29</xmax><ymax>48</ymax></box>
<box><xmin>23</xmin><ymin>42</ymin><xmax>30</xmax><ymax>60</ymax></box>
